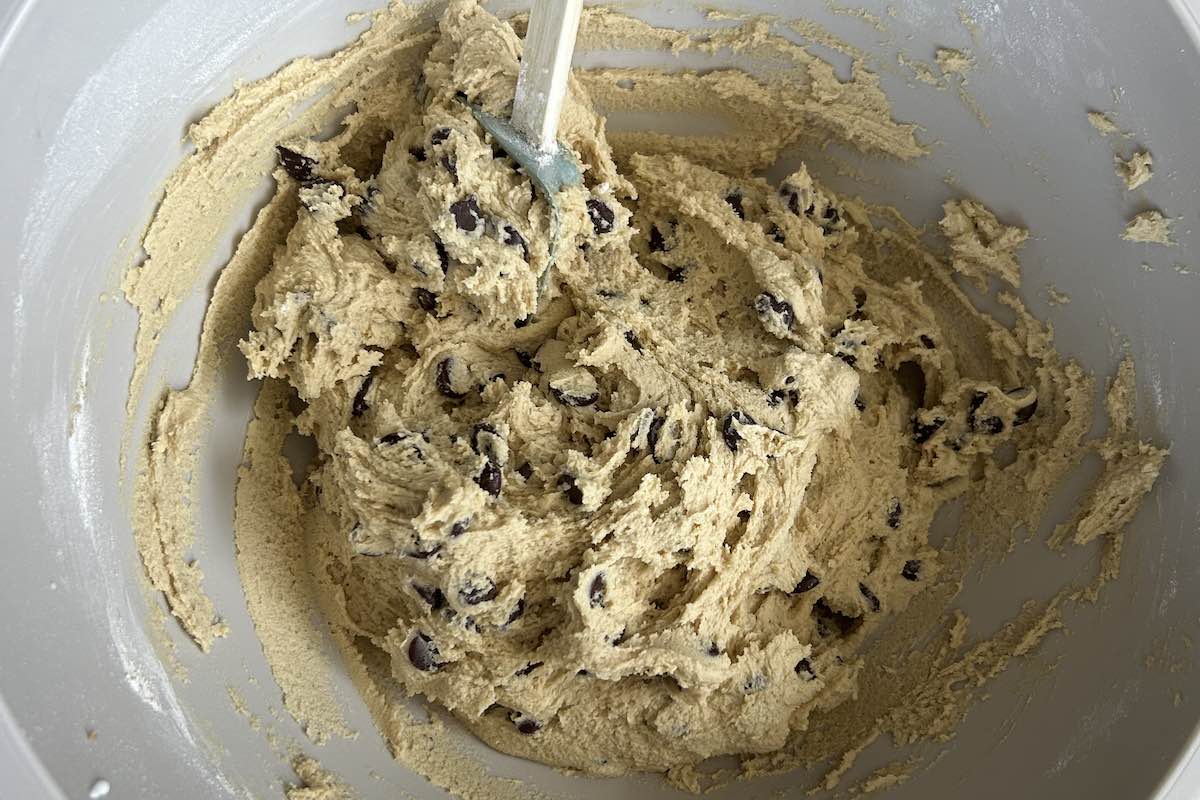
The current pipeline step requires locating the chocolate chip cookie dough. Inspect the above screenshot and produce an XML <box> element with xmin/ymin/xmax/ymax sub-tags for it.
<box><xmin>128</xmin><ymin>0</ymin><xmax>1166</xmax><ymax>794</ymax></box>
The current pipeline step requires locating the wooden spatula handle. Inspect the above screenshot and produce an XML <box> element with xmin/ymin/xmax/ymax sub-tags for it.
<box><xmin>512</xmin><ymin>0</ymin><xmax>584</xmax><ymax>152</ymax></box>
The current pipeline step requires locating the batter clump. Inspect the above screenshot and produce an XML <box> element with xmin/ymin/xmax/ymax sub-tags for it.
<box><xmin>217</xmin><ymin>0</ymin><xmax>1160</xmax><ymax>781</ymax></box>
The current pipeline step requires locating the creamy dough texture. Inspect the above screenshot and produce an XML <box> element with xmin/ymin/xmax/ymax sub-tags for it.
<box><xmin>126</xmin><ymin>1</ymin><xmax>1167</xmax><ymax>796</ymax></box>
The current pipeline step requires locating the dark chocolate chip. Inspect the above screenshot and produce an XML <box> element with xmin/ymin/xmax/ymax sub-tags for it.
<box><xmin>725</xmin><ymin>191</ymin><xmax>745</xmax><ymax>219</ymax></box>
<box><xmin>379</xmin><ymin>432</ymin><xmax>404</xmax><ymax>446</ymax></box>
<box><xmin>859</xmin><ymin>583</ymin><xmax>881</xmax><ymax>612</ymax></box>
<box><xmin>795</xmin><ymin>658</ymin><xmax>815</xmax><ymax>678</ymax></box>
<box><xmin>276</xmin><ymin>145</ymin><xmax>317</xmax><ymax>183</ymax></box>
<box><xmin>560</xmin><ymin>474</ymin><xmax>584</xmax><ymax>505</ymax></box>
<box><xmin>514</xmin><ymin>315</ymin><xmax>532</xmax><ymax>328</ymax></box>
<box><xmin>435</xmin><ymin>238</ymin><xmax>449</xmax><ymax>273</ymax></box>
<box><xmin>440</xmin><ymin>154</ymin><xmax>457</xmax><ymax>179</ymax></box>
<box><xmin>837</xmin><ymin>353</ymin><xmax>859</xmax><ymax>369</ymax></box>
<box><xmin>919</xmin><ymin>334</ymin><xmax>936</xmax><ymax>349</ymax></box>
<box><xmin>550</xmin><ymin>386</ymin><xmax>599</xmax><ymax>408</ymax></box>
<box><xmin>435</xmin><ymin>358</ymin><xmax>467</xmax><ymax>400</ymax></box>
<box><xmin>410</xmin><ymin>147</ymin><xmax>427</xmax><ymax>162</ymax></box>
<box><xmin>406</xmin><ymin>542</ymin><xmax>442</xmax><ymax>560</ymax></box>
<box><xmin>414</xmin><ymin>287</ymin><xmax>438</xmax><ymax>313</ymax></box>
<box><xmin>781</xmin><ymin>185</ymin><xmax>801</xmax><ymax>216</ymax></box>
<box><xmin>351</xmin><ymin>370</ymin><xmax>375</xmax><ymax>418</ymax></box>
<box><xmin>470</xmin><ymin>422</ymin><xmax>499</xmax><ymax>460</ymax></box>
<box><xmin>855</xmin><ymin>394</ymin><xmax>867</xmax><ymax>412</ymax></box>
<box><xmin>706</xmin><ymin>642</ymin><xmax>722</xmax><ymax>656</ymax></box>
<box><xmin>902</xmin><ymin>559</ymin><xmax>922</xmax><ymax>581</ymax></box>
<box><xmin>722</xmin><ymin>410</ymin><xmax>757</xmax><ymax>452</ymax></box>
<box><xmin>506</xmin><ymin>598</ymin><xmax>526</xmax><ymax>625</ymax></box>
<box><xmin>912</xmin><ymin>416</ymin><xmax>945</xmax><ymax>444</ymax></box>
<box><xmin>737</xmin><ymin>509</ymin><xmax>752</xmax><ymax>522</ymax></box>
<box><xmin>886</xmin><ymin>499</ymin><xmax>903</xmax><ymax>529</ymax></box>
<box><xmin>647</xmin><ymin>414</ymin><xmax>666</xmax><ymax>457</ymax></box>
<box><xmin>450</xmin><ymin>196</ymin><xmax>483</xmax><ymax>232</ymax></box>
<box><xmin>513</xmin><ymin>714</ymin><xmax>542</xmax><ymax>735</ymax></box>
<box><xmin>516</xmin><ymin>462</ymin><xmax>534</xmax><ymax>480</ymax></box>
<box><xmin>793</xmin><ymin>571</ymin><xmax>821</xmax><ymax>594</ymax></box>
<box><xmin>515</xmin><ymin>660</ymin><xmax>542</xmax><ymax>676</ymax></box>
<box><xmin>665</xmin><ymin>266</ymin><xmax>686</xmax><ymax>283</ymax></box>
<box><xmin>476</xmin><ymin>462</ymin><xmax>502</xmax><ymax>496</ymax></box>
<box><xmin>586</xmin><ymin>199</ymin><xmax>616</xmax><ymax>235</ymax></box>
<box><xmin>430</xmin><ymin>128</ymin><xmax>450</xmax><ymax>146</ymax></box>
<box><xmin>767</xmin><ymin>389</ymin><xmax>787</xmax><ymax>407</ymax></box>
<box><xmin>588</xmin><ymin>572</ymin><xmax>607</xmax><ymax>608</ymax></box>
<box><xmin>515</xmin><ymin>349</ymin><xmax>534</xmax><ymax>369</ymax></box>
<box><xmin>823</xmin><ymin>206</ymin><xmax>841</xmax><ymax>231</ymax></box>
<box><xmin>754</xmin><ymin>292</ymin><xmax>795</xmax><ymax>331</ymax></box>
<box><xmin>968</xmin><ymin>392</ymin><xmax>1004</xmax><ymax>434</ymax></box>
<box><xmin>624</xmin><ymin>330</ymin><xmax>643</xmax><ymax>352</ymax></box>
<box><xmin>450</xmin><ymin>518</ymin><xmax>471</xmax><ymax>537</ymax></box>
<box><xmin>502</xmin><ymin>225</ymin><xmax>529</xmax><ymax>259</ymax></box>
<box><xmin>1007</xmin><ymin>387</ymin><xmax>1038</xmax><ymax>426</ymax></box>
<box><xmin>413</xmin><ymin>583</ymin><xmax>446</xmax><ymax>610</ymax></box>
<box><xmin>767</xmin><ymin>223</ymin><xmax>785</xmax><ymax>243</ymax></box>
<box><xmin>407</xmin><ymin>632</ymin><xmax>441</xmax><ymax>672</ymax></box>
<box><xmin>461</xmin><ymin>577</ymin><xmax>498</xmax><ymax>605</ymax></box>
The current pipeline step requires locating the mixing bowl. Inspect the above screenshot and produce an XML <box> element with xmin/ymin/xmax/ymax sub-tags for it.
<box><xmin>2</xmin><ymin>0</ymin><xmax>1199</xmax><ymax>797</ymax></box>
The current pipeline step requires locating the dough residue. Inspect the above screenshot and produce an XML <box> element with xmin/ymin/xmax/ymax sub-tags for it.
<box><xmin>125</xmin><ymin>1</ymin><xmax>1166</xmax><ymax>797</ymax></box>
<box><xmin>1115</xmin><ymin>150</ymin><xmax>1153</xmax><ymax>191</ymax></box>
<box><xmin>1123</xmin><ymin>210</ymin><xmax>1174</xmax><ymax>245</ymax></box>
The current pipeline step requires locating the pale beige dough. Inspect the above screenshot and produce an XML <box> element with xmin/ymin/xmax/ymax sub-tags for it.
<box><xmin>1123</xmin><ymin>210</ymin><xmax>1174</xmax><ymax>245</ymax></box>
<box><xmin>125</xmin><ymin>0</ymin><xmax>1167</xmax><ymax>794</ymax></box>
<box><xmin>1116</xmin><ymin>150</ymin><xmax>1154</xmax><ymax>190</ymax></box>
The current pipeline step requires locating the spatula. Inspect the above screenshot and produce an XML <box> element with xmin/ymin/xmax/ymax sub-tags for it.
<box><xmin>468</xmin><ymin>0</ymin><xmax>585</xmax><ymax>295</ymax></box>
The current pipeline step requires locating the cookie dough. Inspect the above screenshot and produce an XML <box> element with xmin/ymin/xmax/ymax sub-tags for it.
<box><xmin>1123</xmin><ymin>210</ymin><xmax>1174</xmax><ymax>245</ymax></box>
<box><xmin>235</xmin><ymin>0</ymin><xmax>1055</xmax><ymax>775</ymax></box>
<box><xmin>1116</xmin><ymin>150</ymin><xmax>1153</xmax><ymax>190</ymax></box>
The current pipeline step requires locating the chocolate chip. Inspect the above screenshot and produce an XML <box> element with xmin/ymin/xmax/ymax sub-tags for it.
<box><xmin>450</xmin><ymin>518</ymin><xmax>471</xmax><ymax>537</ymax></box>
<box><xmin>725</xmin><ymin>191</ymin><xmax>745</xmax><ymax>219</ymax></box>
<box><xmin>859</xmin><ymin>583</ymin><xmax>881</xmax><ymax>612</ymax></box>
<box><xmin>822</xmin><ymin>205</ymin><xmax>842</xmax><ymax>233</ymax></box>
<box><xmin>461</xmin><ymin>577</ymin><xmax>498</xmax><ymax>605</ymax></box>
<box><xmin>351</xmin><ymin>370</ymin><xmax>375</xmax><ymax>418</ymax></box>
<box><xmin>647</xmin><ymin>414</ymin><xmax>666</xmax><ymax>457</ymax></box>
<box><xmin>706</xmin><ymin>642</ymin><xmax>722</xmax><ymax>656</ymax></box>
<box><xmin>515</xmin><ymin>349</ymin><xmax>534</xmax><ymax>369</ymax></box>
<box><xmin>649</xmin><ymin>225</ymin><xmax>669</xmax><ymax>253</ymax></box>
<box><xmin>754</xmin><ymin>292</ymin><xmax>795</xmax><ymax>331</ymax></box>
<box><xmin>515</xmin><ymin>660</ymin><xmax>542</xmax><ymax>676</ymax></box>
<box><xmin>414</xmin><ymin>287</ymin><xmax>438</xmax><ymax>313</ymax></box>
<box><xmin>586</xmin><ymin>199</ymin><xmax>615</xmax><ymax>235</ymax></box>
<box><xmin>795</xmin><ymin>658</ymin><xmax>815</xmax><ymax>678</ymax></box>
<box><xmin>837</xmin><ymin>353</ymin><xmax>858</xmax><ymax>369</ymax></box>
<box><xmin>409</xmin><ymin>147</ymin><xmax>427</xmax><ymax>162</ymax></box>
<box><xmin>624</xmin><ymin>331</ymin><xmax>643</xmax><ymax>352</ymax></box>
<box><xmin>406</xmin><ymin>542</ymin><xmax>442</xmax><ymax>560</ymax></box>
<box><xmin>855</xmin><ymin>395</ymin><xmax>867</xmax><ymax>412</ymax></box>
<box><xmin>793</xmin><ymin>571</ymin><xmax>821</xmax><ymax>594</ymax></box>
<box><xmin>550</xmin><ymin>386</ymin><xmax>599</xmax><ymax>408</ymax></box>
<box><xmin>767</xmin><ymin>223</ymin><xmax>785</xmax><ymax>243</ymax></box>
<box><xmin>506</xmin><ymin>598</ymin><xmax>526</xmax><ymax>625</ymax></box>
<box><xmin>476</xmin><ymin>462</ymin><xmax>502</xmax><ymax>496</ymax></box>
<box><xmin>512</xmin><ymin>714</ymin><xmax>541</xmax><ymax>735</ymax></box>
<box><xmin>514</xmin><ymin>315</ymin><xmax>533</xmax><ymax>328</ymax></box>
<box><xmin>767</xmin><ymin>389</ymin><xmax>787</xmax><ymax>407</ymax></box>
<box><xmin>407</xmin><ymin>632</ymin><xmax>441</xmax><ymax>672</ymax></box>
<box><xmin>414</xmin><ymin>583</ymin><xmax>446</xmax><ymax>610</ymax></box>
<box><xmin>722</xmin><ymin>411</ymin><xmax>756</xmax><ymax>452</ymax></box>
<box><xmin>902</xmin><ymin>560</ymin><xmax>922</xmax><ymax>581</ymax></box>
<box><xmin>276</xmin><ymin>145</ymin><xmax>317</xmax><ymax>183</ymax></box>
<box><xmin>588</xmin><ymin>573</ymin><xmax>607</xmax><ymax>607</ymax></box>
<box><xmin>435</xmin><ymin>238</ymin><xmax>450</xmax><ymax>273</ymax></box>
<box><xmin>886</xmin><ymin>499</ymin><xmax>902</xmax><ymax>529</ymax></box>
<box><xmin>665</xmin><ymin>266</ymin><xmax>686</xmax><ymax>283</ymax></box>
<box><xmin>919</xmin><ymin>334</ymin><xmax>936</xmax><ymax>349</ymax></box>
<box><xmin>440</xmin><ymin>154</ymin><xmax>457</xmax><ymax>179</ymax></box>
<box><xmin>516</xmin><ymin>462</ymin><xmax>534</xmax><ymax>480</ymax></box>
<box><xmin>560</xmin><ymin>474</ymin><xmax>584</xmax><ymax>505</ymax></box>
<box><xmin>430</xmin><ymin>128</ymin><xmax>450</xmax><ymax>146</ymax></box>
<box><xmin>450</xmin><ymin>196</ymin><xmax>483</xmax><ymax>232</ymax></box>
<box><xmin>379</xmin><ymin>432</ymin><xmax>404</xmax><ymax>446</ymax></box>
<box><xmin>503</xmin><ymin>225</ymin><xmax>529</xmax><ymax>259</ymax></box>
<box><xmin>737</xmin><ymin>509</ymin><xmax>751</xmax><ymax>522</ymax></box>
<box><xmin>968</xmin><ymin>391</ymin><xmax>1005</xmax><ymax>435</ymax></box>
<box><xmin>912</xmin><ymin>416</ymin><xmax>945</xmax><ymax>444</ymax></box>
<box><xmin>435</xmin><ymin>358</ymin><xmax>467</xmax><ymax>400</ymax></box>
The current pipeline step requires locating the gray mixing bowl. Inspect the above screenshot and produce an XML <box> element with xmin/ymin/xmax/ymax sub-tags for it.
<box><xmin>2</xmin><ymin>0</ymin><xmax>1199</xmax><ymax>797</ymax></box>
